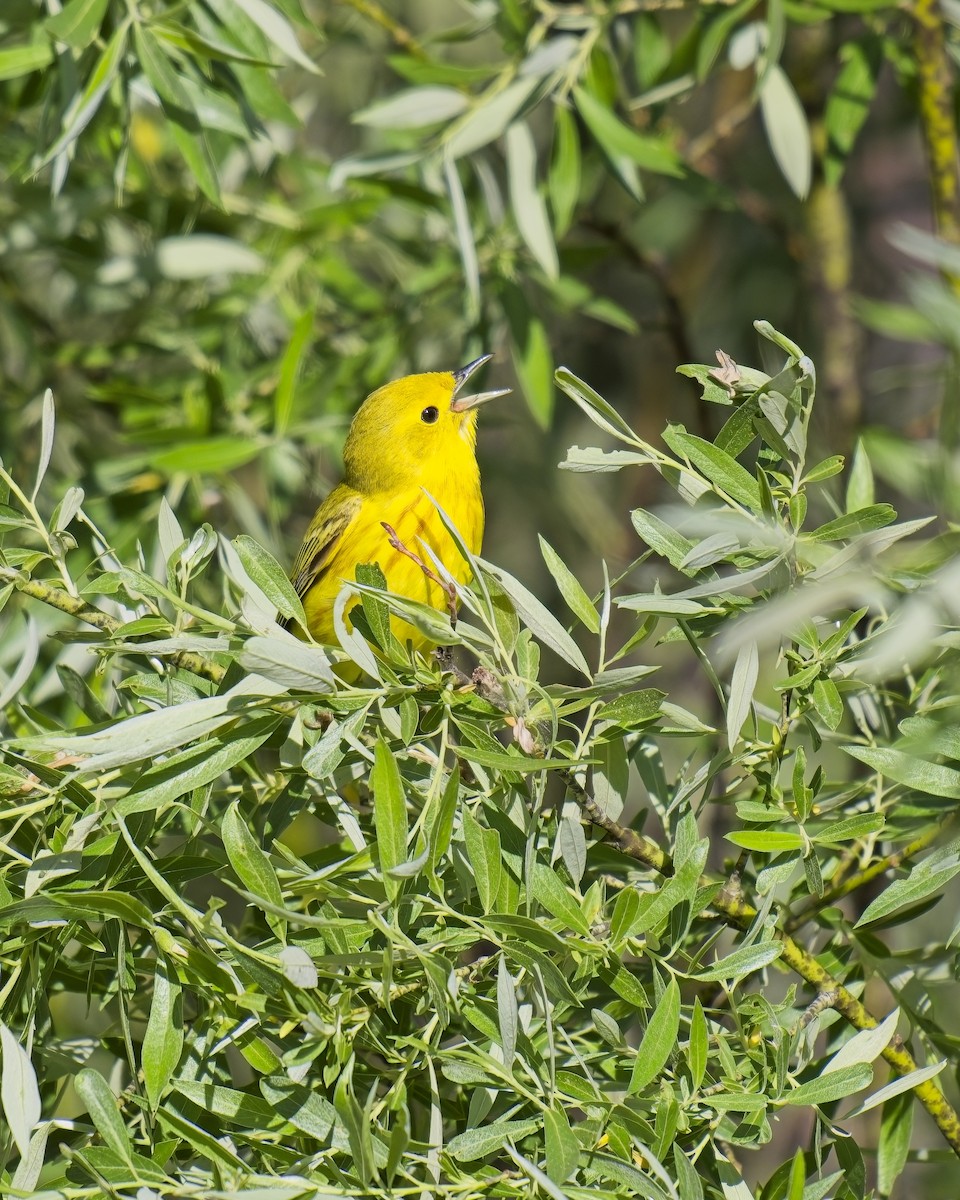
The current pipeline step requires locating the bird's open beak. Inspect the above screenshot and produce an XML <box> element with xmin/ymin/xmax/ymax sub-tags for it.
<box><xmin>450</xmin><ymin>353</ymin><xmax>512</xmax><ymax>412</ymax></box>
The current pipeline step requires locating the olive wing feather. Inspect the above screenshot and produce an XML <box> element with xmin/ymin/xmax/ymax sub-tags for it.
<box><xmin>288</xmin><ymin>487</ymin><xmax>363</xmax><ymax>602</ymax></box>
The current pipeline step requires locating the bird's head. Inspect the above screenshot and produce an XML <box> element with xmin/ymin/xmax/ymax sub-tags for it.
<box><xmin>343</xmin><ymin>355</ymin><xmax>510</xmax><ymax>492</ymax></box>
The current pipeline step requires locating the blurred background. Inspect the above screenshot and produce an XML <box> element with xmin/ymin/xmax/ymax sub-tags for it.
<box><xmin>4</xmin><ymin>1</ymin><xmax>960</xmax><ymax>1191</ymax></box>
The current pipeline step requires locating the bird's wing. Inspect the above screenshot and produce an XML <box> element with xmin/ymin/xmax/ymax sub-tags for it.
<box><xmin>289</xmin><ymin>486</ymin><xmax>363</xmax><ymax>602</ymax></box>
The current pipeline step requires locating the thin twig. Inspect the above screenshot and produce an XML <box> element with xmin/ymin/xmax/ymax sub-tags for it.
<box><xmin>381</xmin><ymin>522</ymin><xmax>459</xmax><ymax>624</ymax></box>
<box><xmin>0</xmin><ymin>567</ymin><xmax>226</xmax><ymax>685</ymax></box>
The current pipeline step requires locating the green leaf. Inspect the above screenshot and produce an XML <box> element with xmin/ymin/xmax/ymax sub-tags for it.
<box><xmin>354</xmin><ymin>86</ymin><xmax>467</xmax><ymax>128</ymax></box>
<box><xmin>694</xmin><ymin>941</ymin><xmax>781</xmax><ymax>982</ymax></box>
<box><xmin>629</xmin><ymin>976</ymin><xmax>680</xmax><ymax>1092</ymax></box>
<box><xmin>372</xmin><ymin>739</ymin><xmax>408</xmax><ymax>902</ymax></box>
<box><xmin>806</xmin><ymin>504</ymin><xmax>896</xmax><ymax>542</ymax></box>
<box><xmin>234</xmin><ymin>534</ymin><xmax>308</xmax><ymax>628</ymax></box>
<box><xmin>445</xmin><ymin>155</ymin><xmax>480</xmax><ymax>319</ymax></box>
<box><xmin>0</xmin><ymin>41</ymin><xmax>54</xmax><ymax>82</ymax></box>
<box><xmin>845</xmin><ymin>746</ymin><xmax>960</xmax><ymax>799</ymax></box>
<box><xmin>843</xmin><ymin>1060</ymin><xmax>945</xmax><ymax>1117</ymax></box>
<box><xmin>877</xmin><ymin>1088</ymin><xmax>914</xmax><ymax>1195</ymax></box>
<box><xmin>530</xmin><ymin>863</ymin><xmax>590</xmax><ymax>934</ymax></box>
<box><xmin>726</xmin><ymin>830</ymin><xmax>804</xmax><ymax>852</ymax></box>
<box><xmin>544</xmin><ymin>1104</ymin><xmax>578</xmax><ymax>1184</ymax></box>
<box><xmin>446</xmin><ymin>1117</ymin><xmax>541</xmax><ymax>1161</ymax></box>
<box><xmin>445</xmin><ymin>78</ymin><xmax>539</xmax><ymax>158</ymax></box>
<box><xmin>228</xmin><ymin>0</ymin><xmax>319</xmax><ymax>72</ymax></box>
<box><xmin>462</xmin><ymin>808</ymin><xmax>502</xmax><ymax>913</ymax></box>
<box><xmin>142</xmin><ymin>958</ymin><xmax>183</xmax><ymax>1109</ymax></box>
<box><xmin>555</xmin><ymin>368</ymin><xmax>640</xmax><ymax>445</ymax></box>
<box><xmin>661</xmin><ymin>426</ymin><xmax>761</xmax><ymax>509</ymax></box>
<box><xmin>727</xmin><ymin>641</ymin><xmax>758</xmax><ymax>751</ymax></box>
<box><xmin>222</xmin><ymin>801</ymin><xmax>286</xmax><ymax>941</ymax></box>
<box><xmin>549</xmin><ymin>104</ymin><xmax>581</xmax><ymax>237</ymax></box>
<box><xmin>0</xmin><ymin>1025</ymin><xmax>41</xmax><ymax>1157</ymax></box>
<box><xmin>856</xmin><ymin>861</ymin><xmax>960</xmax><ymax>928</ymax></box>
<box><xmin>156</xmin><ymin>235</ymin><xmax>264</xmax><ymax>279</ymax></box>
<box><xmin>46</xmin><ymin>0</ymin><xmax>109</xmax><ymax>48</ymax></box>
<box><xmin>539</xmin><ymin>536</ymin><xmax>600</xmax><ymax>632</ymax></box>
<box><xmin>811</xmin><ymin>677</ymin><xmax>843</xmax><ymax>730</ymax></box>
<box><xmin>274</xmin><ymin>308</ymin><xmax>315</xmax><ymax>436</ymax></box>
<box><xmin>824</xmin><ymin>37</ymin><xmax>881</xmax><ymax>186</ymax></box>
<box><xmin>479</xmin><ymin>559</ymin><xmax>591</xmax><ymax>677</ymax></box>
<box><xmin>596</xmin><ymin>689</ymin><xmax>664</xmax><ymax>728</ymax></box>
<box><xmin>688</xmin><ymin>998</ymin><xmax>708</xmax><ymax>1091</ymax></box>
<box><xmin>74</xmin><ymin>1069</ymin><xmax>133</xmax><ymax>1163</ymax></box>
<box><xmin>503</xmin><ymin>282</ymin><xmax>554</xmax><ymax>426</ymax></box>
<box><xmin>781</xmin><ymin>1063</ymin><xmax>872</xmax><ymax>1107</ymax></box>
<box><xmin>759</xmin><ymin>64</ymin><xmax>811</xmax><ymax>200</ymax></box>
<box><xmin>39</xmin><ymin>19</ymin><xmax>131</xmax><ymax>168</ymax></box>
<box><xmin>506</xmin><ymin>121</ymin><xmax>559</xmax><ymax>280</ymax></box>
<box><xmin>573</xmin><ymin>86</ymin><xmax>684</xmax><ymax>177</ymax></box>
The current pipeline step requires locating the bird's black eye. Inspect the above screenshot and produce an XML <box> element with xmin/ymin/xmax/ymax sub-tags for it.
<box><xmin>421</xmin><ymin>406</ymin><xmax>440</xmax><ymax>424</ymax></box>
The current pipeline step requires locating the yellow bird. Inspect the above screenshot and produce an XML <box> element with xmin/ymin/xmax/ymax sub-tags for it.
<box><xmin>289</xmin><ymin>355</ymin><xmax>510</xmax><ymax>651</ymax></box>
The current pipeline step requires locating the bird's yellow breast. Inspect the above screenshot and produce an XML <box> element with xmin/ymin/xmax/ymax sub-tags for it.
<box><xmin>302</xmin><ymin>473</ymin><xmax>483</xmax><ymax>650</ymax></box>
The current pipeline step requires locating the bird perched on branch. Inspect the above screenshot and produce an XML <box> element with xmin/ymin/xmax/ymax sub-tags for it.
<box><xmin>288</xmin><ymin>355</ymin><xmax>509</xmax><ymax>651</ymax></box>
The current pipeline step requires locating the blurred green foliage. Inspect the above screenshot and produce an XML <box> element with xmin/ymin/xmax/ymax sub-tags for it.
<box><xmin>6</xmin><ymin>1</ymin><xmax>960</xmax><ymax>1197</ymax></box>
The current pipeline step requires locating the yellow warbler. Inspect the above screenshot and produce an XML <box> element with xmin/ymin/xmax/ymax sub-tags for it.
<box><xmin>289</xmin><ymin>355</ymin><xmax>509</xmax><ymax>650</ymax></box>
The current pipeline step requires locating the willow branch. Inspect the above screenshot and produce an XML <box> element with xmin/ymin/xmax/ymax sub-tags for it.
<box><xmin>914</xmin><ymin>0</ymin><xmax>960</xmax><ymax>273</ymax></box>
<box><xmin>0</xmin><ymin>568</ymin><xmax>226</xmax><ymax>685</ymax></box>
<box><xmin>569</xmin><ymin>778</ymin><xmax>960</xmax><ymax>1159</ymax></box>
<box><xmin>337</xmin><ymin>0</ymin><xmax>427</xmax><ymax>59</ymax></box>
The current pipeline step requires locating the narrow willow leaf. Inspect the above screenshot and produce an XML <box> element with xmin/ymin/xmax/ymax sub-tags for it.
<box><xmin>39</xmin><ymin>21</ymin><xmax>130</xmax><ymax>168</ymax></box>
<box><xmin>544</xmin><ymin>1103</ymin><xmax>578</xmax><ymax>1184</ymax></box>
<box><xmin>446</xmin><ymin>1117</ymin><xmax>540</xmax><ymax>1161</ymax></box>
<box><xmin>372</xmin><ymin>739</ymin><xmax>408</xmax><ymax>902</ymax></box>
<box><xmin>233</xmin><ymin>534</ymin><xmax>307</xmax><ymax>626</ymax></box>
<box><xmin>555</xmin><ymin>367</ymin><xmax>640</xmax><ymax>444</ymax></box>
<box><xmin>856</xmin><ymin>861</ymin><xmax>960</xmax><ymax>927</ymax></box>
<box><xmin>228</xmin><ymin>0</ymin><xmax>319</xmax><ymax>72</ymax></box>
<box><xmin>549</xmin><ymin>103</ymin><xmax>580</xmax><ymax>237</ymax></box>
<box><xmin>688</xmin><ymin>997</ymin><xmax>708</xmax><ymax>1091</ymax></box>
<box><xmin>506</xmin><ymin>121</ymin><xmax>559</xmax><ymax>279</ymax></box>
<box><xmin>142</xmin><ymin>958</ymin><xmax>183</xmax><ymax>1109</ymax></box>
<box><xmin>573</xmin><ymin>85</ymin><xmax>683</xmax><ymax>176</ymax></box>
<box><xmin>10</xmin><ymin>1123</ymin><xmax>49</xmax><ymax>1193</ymax></box>
<box><xmin>877</xmin><ymin>1088</ymin><xmax>913</xmax><ymax>1195</ymax></box>
<box><xmin>539</xmin><ymin>535</ymin><xmax>600</xmax><ymax>632</ymax></box>
<box><xmin>0</xmin><ymin>1025</ymin><xmax>41</xmax><ymax>1156</ymax></box>
<box><xmin>531</xmin><ymin>863</ymin><xmax>590</xmax><ymax>934</ymax></box>
<box><xmin>74</xmin><ymin>1068</ymin><xmax>132</xmax><ymax>1161</ymax></box>
<box><xmin>661</xmin><ymin>426</ymin><xmax>761</xmax><ymax>509</ymax></box>
<box><xmin>445</xmin><ymin>78</ymin><xmax>539</xmax><ymax>158</ymax></box>
<box><xmin>807</xmin><ymin>504</ymin><xmax>896</xmax><ymax>542</ymax></box>
<box><xmin>222</xmin><ymin>802</ymin><xmax>286</xmax><ymax>940</ymax></box>
<box><xmin>629</xmin><ymin>977</ymin><xmax>680</xmax><ymax>1092</ymax></box>
<box><xmin>354</xmin><ymin>85</ymin><xmax>467</xmax><ymax>128</ymax></box>
<box><xmin>32</xmin><ymin>390</ymin><xmax>55</xmax><ymax>503</ymax></box>
<box><xmin>462</xmin><ymin>808</ymin><xmax>502</xmax><ymax>913</ymax></box>
<box><xmin>759</xmin><ymin>63</ymin><xmax>811</xmax><ymax>199</ymax></box>
<box><xmin>497</xmin><ymin>956</ymin><xmax>518</xmax><ymax>1069</ymax></box>
<box><xmin>846</xmin><ymin>745</ymin><xmax>960</xmax><ymax>799</ymax></box>
<box><xmin>0</xmin><ymin>41</ymin><xmax>53</xmax><ymax>81</ymax></box>
<box><xmin>0</xmin><ymin>616</ymin><xmax>38</xmax><ymax>711</ymax></box>
<box><xmin>844</xmin><ymin>1059</ymin><xmax>945</xmax><ymax>1118</ymax></box>
<box><xmin>823</xmin><ymin>1009</ymin><xmax>898</xmax><ymax>1075</ymax></box>
<box><xmin>445</xmin><ymin>154</ymin><xmax>480</xmax><ymax>318</ymax></box>
<box><xmin>726</xmin><ymin>830</ymin><xmax>803</xmax><ymax>852</ymax></box>
<box><xmin>479</xmin><ymin>558</ymin><xmax>591</xmax><ymax>677</ymax></box>
<box><xmin>694</xmin><ymin>941</ymin><xmax>781</xmax><ymax>982</ymax></box>
<box><xmin>274</xmin><ymin>308</ymin><xmax>314</xmax><ymax>436</ymax></box>
<box><xmin>727</xmin><ymin>641</ymin><xmax>758</xmax><ymax>751</ymax></box>
<box><xmin>781</xmin><ymin>1063</ymin><xmax>872</xmax><ymax>1107</ymax></box>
